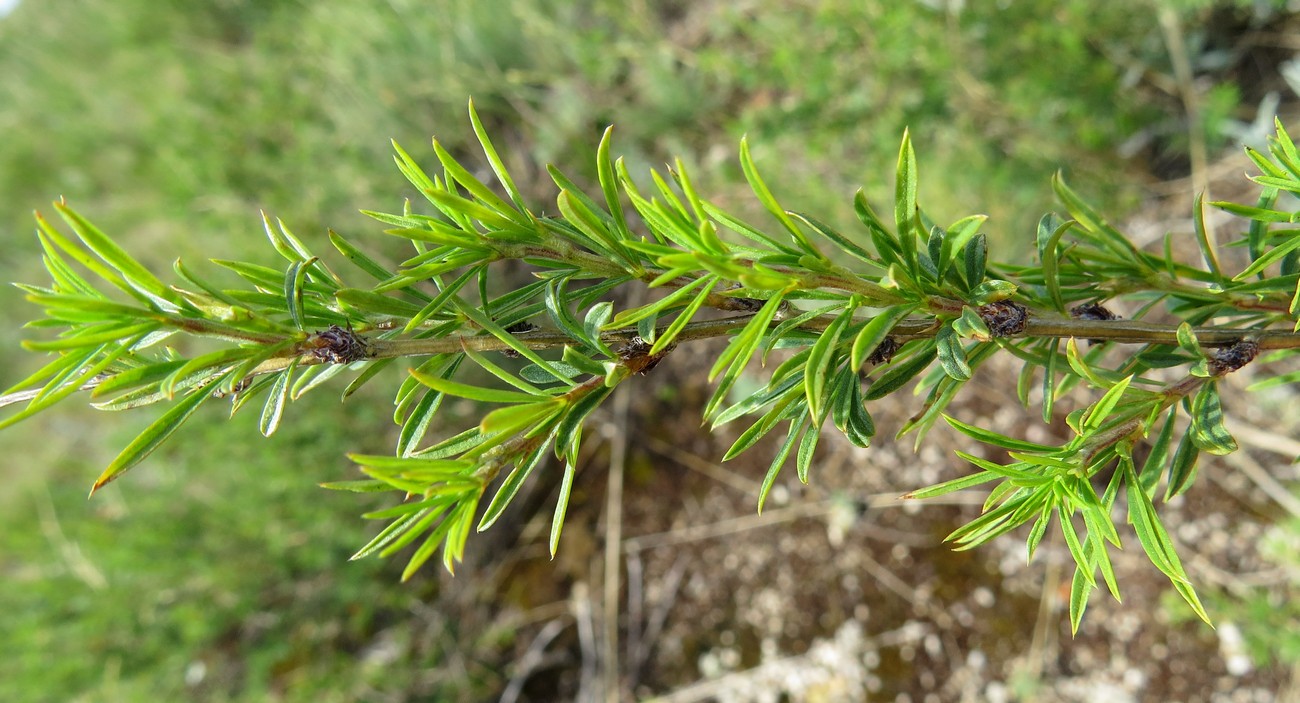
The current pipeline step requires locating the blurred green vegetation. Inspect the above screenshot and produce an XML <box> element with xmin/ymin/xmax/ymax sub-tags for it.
<box><xmin>0</xmin><ymin>0</ymin><xmax>1285</xmax><ymax>700</ymax></box>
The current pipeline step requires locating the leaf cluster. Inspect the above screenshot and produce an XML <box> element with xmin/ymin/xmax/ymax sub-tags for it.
<box><xmin>7</xmin><ymin>104</ymin><xmax>1300</xmax><ymax>627</ymax></box>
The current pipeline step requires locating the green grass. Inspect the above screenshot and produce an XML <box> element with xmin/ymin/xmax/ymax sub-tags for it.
<box><xmin>0</xmin><ymin>0</ymin><xmax>1266</xmax><ymax>699</ymax></box>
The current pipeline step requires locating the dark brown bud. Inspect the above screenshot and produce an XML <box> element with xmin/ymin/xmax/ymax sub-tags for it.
<box><xmin>1069</xmin><ymin>302</ymin><xmax>1119</xmax><ymax>322</ymax></box>
<box><xmin>977</xmin><ymin>300</ymin><xmax>1028</xmax><ymax>337</ymax></box>
<box><xmin>866</xmin><ymin>336</ymin><xmax>901</xmax><ymax>365</ymax></box>
<box><xmin>1207</xmin><ymin>339</ymin><xmax>1259</xmax><ymax>376</ymax></box>
<box><xmin>306</xmin><ymin>324</ymin><xmax>370</xmax><ymax>364</ymax></box>
<box><xmin>617</xmin><ymin>336</ymin><xmax>672</xmax><ymax>375</ymax></box>
<box><xmin>1070</xmin><ymin>302</ymin><xmax>1120</xmax><ymax>344</ymax></box>
<box><xmin>500</xmin><ymin>321</ymin><xmax>537</xmax><ymax>358</ymax></box>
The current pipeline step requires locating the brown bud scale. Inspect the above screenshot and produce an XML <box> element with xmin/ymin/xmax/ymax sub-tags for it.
<box><xmin>978</xmin><ymin>300</ymin><xmax>1028</xmax><ymax>337</ymax></box>
<box><xmin>1208</xmin><ymin>339</ymin><xmax>1259</xmax><ymax>376</ymax></box>
<box><xmin>307</xmin><ymin>324</ymin><xmax>371</xmax><ymax>364</ymax></box>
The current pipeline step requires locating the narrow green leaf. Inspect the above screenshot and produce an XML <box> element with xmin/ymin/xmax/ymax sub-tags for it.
<box><xmin>3</xmin><ymin>342</ymin><xmax>132</xmax><ymax>427</ymax></box>
<box><xmin>54</xmin><ymin>203</ymin><xmax>175</xmax><ymax>303</ymax></box>
<box><xmin>894</xmin><ymin>129</ymin><xmax>919</xmax><ymax>273</ymax></box>
<box><xmin>1189</xmin><ymin>381</ymin><xmax>1237</xmax><ymax>455</ymax></box>
<box><xmin>1127</xmin><ymin>466</ymin><xmax>1211</xmax><ymax>623</ymax></box>
<box><xmin>901</xmin><ymin>470</ymin><xmax>999</xmax><ymax>499</ymax></box>
<box><xmin>804</xmin><ymin>307</ymin><xmax>852</xmax><ymax>419</ymax></box>
<box><xmin>401</xmin><ymin>510</ymin><xmax>461</xmax><ymax>581</ymax></box>
<box><xmin>952</xmin><ymin>305</ymin><xmax>990</xmax><ymax>340</ymax></box>
<box><xmin>409</xmin><ymin>369</ymin><xmax>542</xmax><ymax>404</ymax></box>
<box><xmin>261</xmin><ymin>211</ymin><xmax>315</xmax><ymax>264</ymax></box>
<box><xmin>158</xmin><ymin>346</ymin><xmax>258</xmax><ymax>400</ymax></box>
<box><xmin>1083</xmin><ymin>375</ymin><xmax>1133</xmax><ymax>431</ymax></box>
<box><xmin>669</xmin><ymin>158</ymin><xmax>708</xmax><ymax>224</ymax></box>
<box><xmin>854</xmin><ymin>190</ymin><xmax>901</xmax><ymax>266</ymax></box>
<box><xmin>583</xmin><ymin>301</ymin><xmax>615</xmax><ymax>357</ymax></box>
<box><xmin>1026</xmin><ymin>504</ymin><xmax>1053</xmax><ymax>562</ymax></box>
<box><xmin>1210</xmin><ymin>200</ymin><xmax>1294</xmax><ymax>223</ymax></box>
<box><xmin>555</xmin><ymin>384</ymin><xmax>613</xmax><ymax>464</ymax></box>
<box><xmin>329</xmin><ymin>229</ymin><xmax>403</xmax><ymax>285</ymax></box>
<box><xmin>454</xmin><ymin>299</ymin><xmax>571</xmax><ymax>382</ymax></box>
<box><xmin>1069</xmin><ymin>564</ymin><xmax>1094</xmax><ymax>635</ymax></box>
<box><xmin>651</xmin><ymin>276</ymin><xmax>721</xmax><ymax>355</ymax></box>
<box><xmin>841</xmin><ymin>375</ymin><xmax>875</xmax><ymax>447</ymax></box>
<box><xmin>863</xmin><ymin>342</ymin><xmax>936</xmax><ymax>400</ymax></box>
<box><xmin>545</xmin><ymin>278</ymin><xmax>592</xmax><ymax>350</ymax></box>
<box><xmin>963</xmin><ymin>233</ymin><xmax>988</xmax><ymax>291</ymax></box>
<box><xmin>935</xmin><ymin>324</ymin><xmax>972</xmax><ymax>381</ymax></box>
<box><xmin>334</xmin><ymin>288</ymin><xmax>425</xmax><ymax>318</ymax></box>
<box><xmin>403</xmin><ymin>265</ymin><xmax>481</xmax><ymax>332</ymax></box>
<box><xmin>609</xmin><ymin>274</ymin><xmax>711</xmax><ymax>328</ymax></box>
<box><xmin>432</xmin><ymin>137</ymin><xmax>525</xmax><ymax>226</ymax></box>
<box><xmin>1036</xmin><ymin>214</ymin><xmax>1073</xmax><ymax>313</ymax></box>
<box><xmin>1233</xmin><ymin>225</ymin><xmax>1300</xmax><ymax>281</ymax></box>
<box><xmin>468</xmin><ymin>99</ymin><xmax>527</xmax><ymax>212</ymax></box>
<box><xmin>1139</xmin><ymin>408</ymin><xmax>1178</xmax><ymax>494</ymax></box>
<box><xmin>88</xmin><ymin>360</ymin><xmax>187</xmax><ymax>399</ymax></box>
<box><xmin>319</xmin><ymin>479</ymin><xmax>393</xmax><ymax>493</ymax></box>
<box><xmin>479</xmin><ymin>400</ymin><xmax>562</xmax><ymax>436</ymax></box>
<box><xmin>1042</xmin><ymin>339</ymin><xmax>1060</xmax><ymax>423</ymax></box>
<box><xmin>796</xmin><ymin>420</ymin><xmax>822</xmax><ymax>483</ymax></box>
<box><xmin>708</xmin><ymin>290</ymin><xmax>787</xmax><ymax>383</ymax></box>
<box><xmin>850</xmin><ymin>304</ymin><xmax>917</xmax><ymax>370</ymax></box>
<box><xmin>284</xmin><ymin>258</ymin><xmax>314</xmax><ymax>331</ymax></box>
<box><xmin>550</xmin><ymin>462</ymin><xmax>576</xmax><ymax>557</ymax></box>
<box><xmin>1060</xmin><ymin>512</ymin><xmax>1094</xmax><ymax>588</ymax></box>
<box><xmin>948</xmin><ymin>494</ymin><xmax>1033</xmax><ymax>548</ymax></box>
<box><xmin>1064</xmin><ymin>338</ymin><xmax>1114</xmax><ymax>390</ymax></box>
<box><xmin>787</xmin><ymin>211</ymin><xmax>884</xmax><ymax>268</ymax></box>
<box><xmin>479</xmin><ymin>435</ymin><xmax>552</xmax><ymax>531</ymax></box>
<box><xmin>352</xmin><ymin>508</ymin><xmax>435</xmax><ymax>561</ymax></box>
<box><xmin>700</xmin><ymin>200</ymin><xmax>794</xmax><ymax>253</ymax></box>
<box><xmin>259</xmin><ymin>360</ymin><xmax>298</xmax><ymax>437</ymax></box>
<box><xmin>22</xmin><ymin>321</ymin><xmax>160</xmax><ymax>352</ymax></box>
<box><xmin>942</xmin><ymin>415</ymin><xmax>1057</xmax><ymax>453</ymax></box>
<box><xmin>1052</xmin><ymin>175</ymin><xmax>1146</xmax><ymax>264</ymax></box>
<box><xmin>596</xmin><ymin>126</ymin><xmax>633</xmax><ymax>243</ymax></box>
<box><xmin>758</xmin><ymin>417</ymin><xmax>808</xmax><ymax>512</ymax></box>
<box><xmin>557</xmin><ymin>189</ymin><xmax>632</xmax><ymax>266</ymax></box>
<box><xmin>90</xmin><ymin>368</ymin><xmax>236</xmax><ymax>494</ymax></box>
<box><xmin>342</xmin><ymin>358</ymin><xmax>394</xmax><ymax>399</ymax></box>
<box><xmin>941</xmin><ymin>214</ymin><xmax>987</xmax><ymax>281</ymax></box>
<box><xmin>1192</xmin><ymin>193</ymin><xmax>1223</xmax><ymax>279</ymax></box>
<box><xmin>398</xmin><ymin>388</ymin><xmax>445</xmax><ymax>457</ymax></box>
<box><xmin>739</xmin><ymin>136</ymin><xmax>821</xmax><ymax>256</ymax></box>
<box><xmin>350</xmin><ymin>453</ymin><xmax>475</xmax><ymax>477</ymax></box>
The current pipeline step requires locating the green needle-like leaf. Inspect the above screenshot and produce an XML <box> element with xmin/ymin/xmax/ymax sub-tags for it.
<box><xmin>90</xmin><ymin>368</ymin><xmax>237</xmax><ymax>494</ymax></box>
<box><xmin>54</xmin><ymin>203</ymin><xmax>177</xmax><ymax>305</ymax></box>
<box><xmin>479</xmin><ymin>437</ymin><xmax>552</xmax><ymax>531</ymax></box>
<box><xmin>804</xmin><ymin>307</ymin><xmax>851</xmax><ymax>420</ymax></box>
<box><xmin>1126</xmin><ymin>464</ymin><xmax>1211</xmax><ymax>624</ymax></box>
<box><xmin>468</xmin><ymin>99</ymin><xmax>527</xmax><ymax>213</ymax></box>
<box><xmin>409</xmin><ymin>370</ymin><xmax>544</xmax><ymax>404</ymax></box>
<box><xmin>940</xmin><ymin>214</ymin><xmax>987</xmax><ymax>281</ymax></box>
<box><xmin>1188</xmin><ymin>381</ymin><xmax>1237</xmax><ymax>455</ymax></box>
<box><xmin>259</xmin><ymin>360</ymin><xmax>298</xmax><ymax>437</ymax></box>
<box><xmin>550</xmin><ymin>462</ymin><xmax>576</xmax><ymax>557</ymax></box>
<box><xmin>935</xmin><ymin>324</ymin><xmax>972</xmax><ymax>381</ymax></box>
<box><xmin>739</xmin><ymin>136</ymin><xmax>822</xmax><ymax>257</ymax></box>
<box><xmin>863</xmin><ymin>342</ymin><xmax>936</xmax><ymax>401</ymax></box>
<box><xmin>850</xmin><ymin>304</ymin><xmax>916</xmax><ymax>370</ymax></box>
<box><xmin>894</xmin><ymin>129</ymin><xmax>919</xmax><ymax>275</ymax></box>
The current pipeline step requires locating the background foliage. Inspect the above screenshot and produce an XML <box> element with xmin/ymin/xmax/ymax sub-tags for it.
<box><xmin>1</xmin><ymin>0</ymin><xmax>1295</xmax><ymax>700</ymax></box>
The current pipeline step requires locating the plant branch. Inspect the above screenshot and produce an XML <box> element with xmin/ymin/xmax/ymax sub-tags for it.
<box><xmin>7</xmin><ymin>311</ymin><xmax>1294</xmax><ymax>411</ymax></box>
